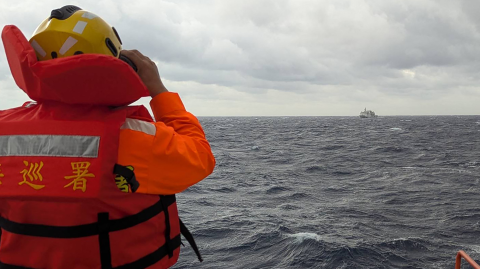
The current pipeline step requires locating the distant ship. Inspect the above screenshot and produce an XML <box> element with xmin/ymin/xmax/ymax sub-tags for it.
<box><xmin>359</xmin><ymin>108</ymin><xmax>377</xmax><ymax>118</ymax></box>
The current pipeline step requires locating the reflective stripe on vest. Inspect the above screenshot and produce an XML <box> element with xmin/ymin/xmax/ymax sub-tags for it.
<box><xmin>0</xmin><ymin>135</ymin><xmax>99</xmax><ymax>158</ymax></box>
<box><xmin>121</xmin><ymin>118</ymin><xmax>156</xmax><ymax>136</ymax></box>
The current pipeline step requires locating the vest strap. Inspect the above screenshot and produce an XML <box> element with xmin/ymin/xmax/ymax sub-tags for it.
<box><xmin>114</xmin><ymin>235</ymin><xmax>181</xmax><ymax>269</ymax></box>
<box><xmin>0</xmin><ymin>196</ymin><xmax>180</xmax><ymax>269</ymax></box>
<box><xmin>160</xmin><ymin>195</ymin><xmax>174</xmax><ymax>258</ymax></box>
<box><xmin>0</xmin><ymin>261</ymin><xmax>33</xmax><ymax>269</ymax></box>
<box><xmin>0</xmin><ymin>235</ymin><xmax>181</xmax><ymax>269</ymax></box>
<box><xmin>0</xmin><ymin>196</ymin><xmax>175</xmax><ymax>238</ymax></box>
<box><xmin>180</xmin><ymin>219</ymin><xmax>203</xmax><ymax>262</ymax></box>
<box><xmin>98</xmin><ymin>212</ymin><xmax>113</xmax><ymax>269</ymax></box>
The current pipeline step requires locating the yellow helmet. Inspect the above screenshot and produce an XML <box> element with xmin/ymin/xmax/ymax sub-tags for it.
<box><xmin>29</xmin><ymin>5</ymin><xmax>122</xmax><ymax>61</ymax></box>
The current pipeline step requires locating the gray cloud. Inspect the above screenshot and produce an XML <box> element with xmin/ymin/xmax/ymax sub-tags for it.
<box><xmin>0</xmin><ymin>0</ymin><xmax>479</xmax><ymax>115</ymax></box>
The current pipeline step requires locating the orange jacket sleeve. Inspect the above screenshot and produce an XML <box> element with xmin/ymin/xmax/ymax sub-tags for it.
<box><xmin>117</xmin><ymin>92</ymin><xmax>215</xmax><ymax>195</ymax></box>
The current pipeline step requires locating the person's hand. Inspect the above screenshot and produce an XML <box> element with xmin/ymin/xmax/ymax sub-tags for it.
<box><xmin>120</xmin><ymin>50</ymin><xmax>168</xmax><ymax>98</ymax></box>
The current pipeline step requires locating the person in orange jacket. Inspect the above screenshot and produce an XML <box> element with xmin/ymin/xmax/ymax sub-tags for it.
<box><xmin>0</xmin><ymin>5</ymin><xmax>215</xmax><ymax>268</ymax></box>
<box><xmin>117</xmin><ymin>49</ymin><xmax>216</xmax><ymax>194</ymax></box>
<box><xmin>28</xmin><ymin>5</ymin><xmax>216</xmax><ymax>195</ymax></box>
<box><xmin>118</xmin><ymin>51</ymin><xmax>215</xmax><ymax>194</ymax></box>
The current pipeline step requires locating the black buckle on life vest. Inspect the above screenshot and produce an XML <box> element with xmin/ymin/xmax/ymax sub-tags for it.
<box><xmin>114</xmin><ymin>164</ymin><xmax>140</xmax><ymax>193</ymax></box>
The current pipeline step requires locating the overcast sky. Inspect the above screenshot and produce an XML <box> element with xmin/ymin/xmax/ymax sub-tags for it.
<box><xmin>1</xmin><ymin>0</ymin><xmax>480</xmax><ymax>116</ymax></box>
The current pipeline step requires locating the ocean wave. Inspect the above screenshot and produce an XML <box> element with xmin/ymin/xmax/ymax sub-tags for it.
<box><xmin>193</xmin><ymin>199</ymin><xmax>216</xmax><ymax>206</ymax></box>
<box><xmin>330</xmin><ymin>170</ymin><xmax>353</xmax><ymax>175</ymax></box>
<box><xmin>321</xmin><ymin>238</ymin><xmax>430</xmax><ymax>269</ymax></box>
<box><xmin>174</xmin><ymin>116</ymin><xmax>478</xmax><ymax>269</ymax></box>
<box><xmin>207</xmin><ymin>186</ymin><xmax>237</xmax><ymax>193</ymax></box>
<box><xmin>265</xmin><ymin>186</ymin><xmax>291</xmax><ymax>195</ymax></box>
<box><xmin>305</xmin><ymin>165</ymin><xmax>326</xmax><ymax>172</ymax></box>
<box><xmin>324</xmin><ymin>185</ymin><xmax>348</xmax><ymax>193</ymax></box>
<box><xmin>377</xmin><ymin>237</ymin><xmax>430</xmax><ymax>251</ymax></box>
<box><xmin>321</xmin><ymin>145</ymin><xmax>345</xmax><ymax>150</ymax></box>
<box><xmin>375</xmin><ymin>146</ymin><xmax>408</xmax><ymax>153</ymax></box>
<box><xmin>444</xmin><ymin>213</ymin><xmax>480</xmax><ymax>222</ymax></box>
<box><xmin>286</xmin><ymin>232</ymin><xmax>322</xmax><ymax>243</ymax></box>
<box><xmin>285</xmin><ymin>192</ymin><xmax>310</xmax><ymax>199</ymax></box>
<box><xmin>278</xmin><ymin>203</ymin><xmax>302</xmax><ymax>210</ymax></box>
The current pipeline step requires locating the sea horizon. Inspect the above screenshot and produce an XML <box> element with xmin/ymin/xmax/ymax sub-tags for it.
<box><xmin>198</xmin><ymin>115</ymin><xmax>480</xmax><ymax>117</ymax></box>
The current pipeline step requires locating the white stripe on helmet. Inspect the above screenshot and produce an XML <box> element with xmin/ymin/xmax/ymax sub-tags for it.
<box><xmin>59</xmin><ymin>36</ymin><xmax>78</xmax><ymax>55</ymax></box>
<box><xmin>73</xmin><ymin>21</ymin><xmax>88</xmax><ymax>34</ymax></box>
<box><xmin>82</xmin><ymin>12</ymin><xmax>97</xmax><ymax>19</ymax></box>
<box><xmin>30</xmin><ymin>40</ymin><xmax>47</xmax><ymax>57</ymax></box>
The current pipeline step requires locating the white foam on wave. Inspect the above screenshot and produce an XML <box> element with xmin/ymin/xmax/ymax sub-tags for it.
<box><xmin>467</xmin><ymin>244</ymin><xmax>480</xmax><ymax>254</ymax></box>
<box><xmin>390</xmin><ymin>127</ymin><xmax>402</xmax><ymax>131</ymax></box>
<box><xmin>287</xmin><ymin>232</ymin><xmax>322</xmax><ymax>242</ymax></box>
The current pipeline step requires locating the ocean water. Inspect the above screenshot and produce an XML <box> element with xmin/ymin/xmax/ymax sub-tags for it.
<box><xmin>173</xmin><ymin>116</ymin><xmax>480</xmax><ymax>269</ymax></box>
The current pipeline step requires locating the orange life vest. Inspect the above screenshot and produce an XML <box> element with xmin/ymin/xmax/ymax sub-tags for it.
<box><xmin>0</xmin><ymin>25</ymin><xmax>200</xmax><ymax>268</ymax></box>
